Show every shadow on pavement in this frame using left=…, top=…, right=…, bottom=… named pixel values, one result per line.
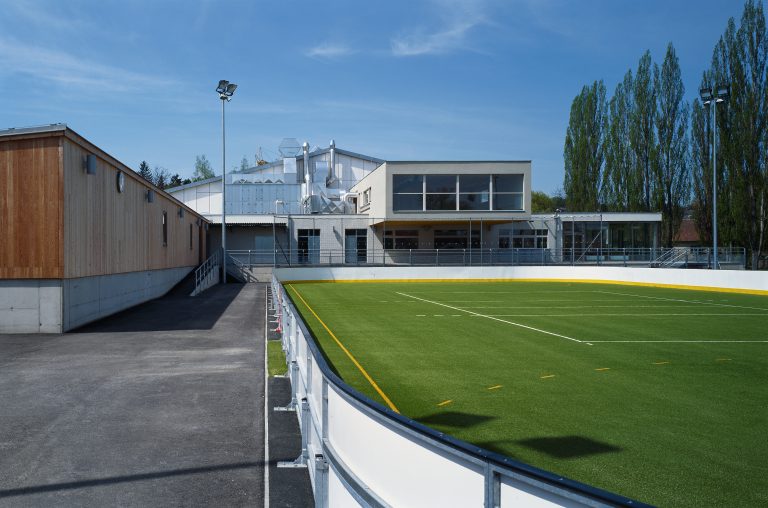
left=74, top=274, right=244, bottom=333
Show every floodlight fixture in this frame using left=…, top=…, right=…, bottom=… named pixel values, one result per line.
left=715, top=85, right=730, bottom=102
left=699, top=87, right=713, bottom=104
left=216, top=80, right=229, bottom=94
left=225, top=83, right=237, bottom=95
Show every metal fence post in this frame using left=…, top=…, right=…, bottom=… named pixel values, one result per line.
left=483, top=463, right=501, bottom=508
left=314, top=454, right=329, bottom=506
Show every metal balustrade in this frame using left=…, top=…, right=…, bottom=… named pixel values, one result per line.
left=228, top=247, right=746, bottom=269
left=271, top=277, right=648, bottom=507
left=191, top=249, right=221, bottom=296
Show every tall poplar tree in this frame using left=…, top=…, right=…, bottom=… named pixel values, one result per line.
left=654, top=43, right=691, bottom=247
left=709, top=0, right=767, bottom=268
left=564, top=80, right=607, bottom=211
left=603, top=70, right=637, bottom=210
left=630, top=51, right=658, bottom=212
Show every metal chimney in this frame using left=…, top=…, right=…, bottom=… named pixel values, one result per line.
left=302, top=141, right=310, bottom=184
left=328, top=139, right=336, bottom=185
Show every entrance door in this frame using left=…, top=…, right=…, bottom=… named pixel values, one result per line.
left=345, top=229, right=367, bottom=264
left=298, top=229, right=320, bottom=264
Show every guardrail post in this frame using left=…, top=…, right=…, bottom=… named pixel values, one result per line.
left=274, top=360, right=299, bottom=412
left=484, top=463, right=500, bottom=508
left=314, top=454, right=329, bottom=507
left=277, top=397, right=310, bottom=468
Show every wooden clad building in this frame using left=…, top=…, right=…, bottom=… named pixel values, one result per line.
left=0, top=124, right=207, bottom=332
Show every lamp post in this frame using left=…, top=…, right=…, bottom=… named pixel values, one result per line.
left=216, top=79, right=237, bottom=283
left=699, top=84, right=729, bottom=270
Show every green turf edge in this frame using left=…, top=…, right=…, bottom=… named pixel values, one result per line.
left=267, top=340, right=288, bottom=377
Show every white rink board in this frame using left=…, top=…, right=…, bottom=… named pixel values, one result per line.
left=276, top=265, right=768, bottom=294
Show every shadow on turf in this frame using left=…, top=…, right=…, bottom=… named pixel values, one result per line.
left=515, top=436, right=621, bottom=459
left=415, top=411, right=496, bottom=429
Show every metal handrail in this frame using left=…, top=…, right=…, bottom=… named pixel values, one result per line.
left=226, top=247, right=746, bottom=269
left=192, top=249, right=221, bottom=296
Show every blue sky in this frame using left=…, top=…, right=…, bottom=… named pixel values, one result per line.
left=0, top=0, right=749, bottom=193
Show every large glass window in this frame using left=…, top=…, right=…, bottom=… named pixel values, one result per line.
left=392, top=173, right=524, bottom=212
left=384, top=230, right=419, bottom=249
left=492, top=174, right=524, bottom=211
left=393, top=175, right=424, bottom=211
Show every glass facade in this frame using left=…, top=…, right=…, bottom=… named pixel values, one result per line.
left=392, top=173, right=524, bottom=212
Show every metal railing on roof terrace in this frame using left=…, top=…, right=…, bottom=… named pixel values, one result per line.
left=228, top=247, right=745, bottom=269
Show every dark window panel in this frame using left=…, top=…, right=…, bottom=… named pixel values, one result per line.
left=425, top=174, right=456, bottom=193
left=493, top=174, right=524, bottom=193
left=425, top=193, right=457, bottom=210
left=459, top=193, right=490, bottom=210
left=393, top=174, right=423, bottom=193
left=493, top=193, right=524, bottom=210
left=393, top=193, right=424, bottom=211
left=459, top=174, right=490, bottom=193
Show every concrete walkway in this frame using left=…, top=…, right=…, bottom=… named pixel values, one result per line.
left=0, top=283, right=268, bottom=507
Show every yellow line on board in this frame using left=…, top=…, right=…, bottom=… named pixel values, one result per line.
left=653, top=361, right=670, bottom=365
left=287, top=284, right=400, bottom=414
left=279, top=278, right=768, bottom=296
left=595, top=367, right=611, bottom=371
left=437, top=399, right=453, bottom=407
left=541, top=374, right=556, bottom=379
left=487, top=385, right=503, bottom=390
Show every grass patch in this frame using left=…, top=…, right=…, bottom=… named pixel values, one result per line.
left=285, top=280, right=768, bottom=507
left=267, top=340, right=287, bottom=377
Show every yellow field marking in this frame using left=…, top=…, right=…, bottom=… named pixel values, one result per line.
left=595, top=367, right=611, bottom=371
left=279, top=278, right=768, bottom=296
left=716, top=358, right=732, bottom=362
left=653, top=361, right=670, bottom=365
left=437, top=399, right=453, bottom=407
left=487, top=385, right=503, bottom=390
left=540, top=374, right=556, bottom=379
left=288, top=285, right=400, bottom=414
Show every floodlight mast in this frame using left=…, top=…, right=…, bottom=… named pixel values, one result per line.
left=699, top=85, right=729, bottom=270
left=217, top=79, right=237, bottom=283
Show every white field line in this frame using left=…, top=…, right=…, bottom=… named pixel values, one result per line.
left=594, top=290, right=768, bottom=312
left=396, top=292, right=583, bottom=344
left=475, top=313, right=768, bottom=317
left=589, top=340, right=768, bottom=343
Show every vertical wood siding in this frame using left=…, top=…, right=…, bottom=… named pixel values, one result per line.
left=62, top=137, right=203, bottom=278
left=0, top=136, right=64, bottom=278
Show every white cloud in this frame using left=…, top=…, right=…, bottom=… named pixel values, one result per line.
left=390, top=0, right=490, bottom=56
left=0, top=38, right=176, bottom=93
left=305, top=43, right=355, bottom=58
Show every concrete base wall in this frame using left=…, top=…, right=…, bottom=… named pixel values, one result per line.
left=63, top=267, right=193, bottom=331
left=0, top=280, right=63, bottom=333
left=0, top=267, right=193, bottom=334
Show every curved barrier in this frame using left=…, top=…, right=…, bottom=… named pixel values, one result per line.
left=275, top=266, right=768, bottom=507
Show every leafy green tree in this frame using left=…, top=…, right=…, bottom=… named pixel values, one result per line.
left=137, top=160, right=153, bottom=182
left=630, top=51, right=658, bottom=211
left=153, top=167, right=170, bottom=190
left=240, top=156, right=249, bottom=172
left=193, top=155, right=215, bottom=181
left=690, top=77, right=714, bottom=245
left=168, top=173, right=184, bottom=188
left=709, top=0, right=767, bottom=268
left=654, top=43, right=691, bottom=247
left=564, top=80, right=607, bottom=211
left=603, top=69, right=637, bottom=211
left=531, top=191, right=555, bottom=213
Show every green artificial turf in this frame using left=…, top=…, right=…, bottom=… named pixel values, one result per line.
left=267, top=339, right=288, bottom=377
left=285, top=281, right=768, bottom=507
